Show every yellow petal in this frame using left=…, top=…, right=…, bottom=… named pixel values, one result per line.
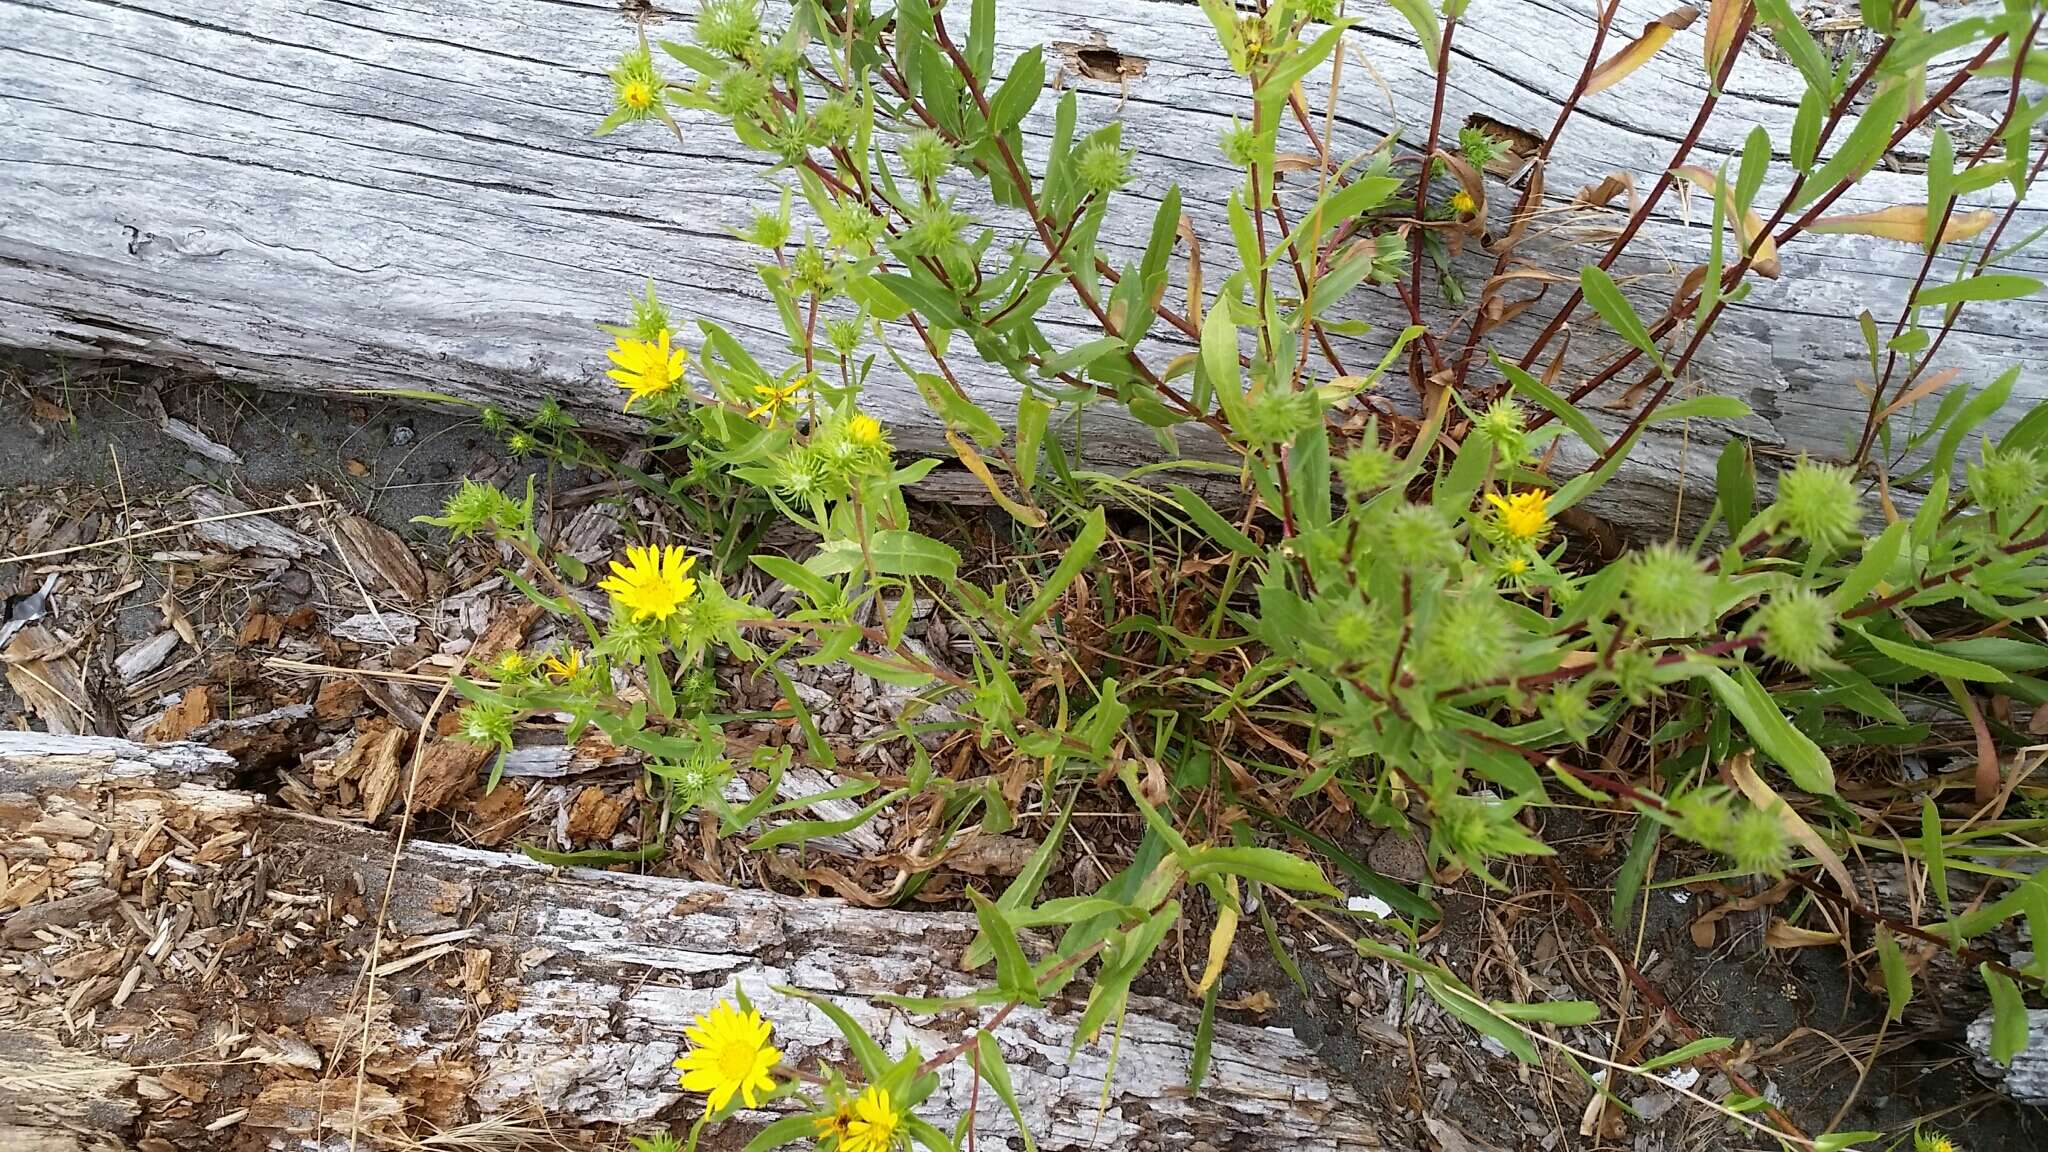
left=1586, top=9, right=1699, bottom=96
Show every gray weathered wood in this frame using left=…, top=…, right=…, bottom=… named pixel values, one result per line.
left=2, top=0, right=2043, bottom=524
left=1, top=733, right=1383, bottom=1149
left=1970, top=1007, right=2048, bottom=1104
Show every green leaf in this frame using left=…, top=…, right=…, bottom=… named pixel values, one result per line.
left=829, top=530, right=961, bottom=580
left=1830, top=520, right=1904, bottom=610
left=1715, top=438, right=1754, bottom=537
left=969, top=891, right=1041, bottom=1002
left=966, top=0, right=996, bottom=83
left=1700, top=665, right=1835, bottom=793
left=752, top=553, right=840, bottom=607
left=988, top=46, right=1044, bottom=134
left=744, top=1115, right=823, bottom=1152
left=1639, top=1035, right=1735, bottom=1072
left=1983, top=963, right=2032, bottom=1065
left=1169, top=483, right=1260, bottom=557
left=1647, top=395, right=1751, bottom=423
left=1015, top=392, right=1049, bottom=494
left=1492, top=999, right=1600, bottom=1026
left=1914, top=274, right=2044, bottom=309
left=1611, top=815, right=1660, bottom=935
left=914, top=373, right=1003, bottom=443
left=1499, top=353, right=1607, bottom=454
left=517, top=840, right=666, bottom=867
left=1015, top=507, right=1106, bottom=639
left=1256, top=20, right=1353, bottom=108
left=1388, top=0, right=1442, bottom=66
left=1039, top=337, right=1128, bottom=378
left=972, top=1032, right=1036, bottom=1152
left=1580, top=266, right=1658, bottom=358
left=1199, top=305, right=1241, bottom=415
left=1190, top=982, right=1219, bottom=1091
left=1426, top=975, right=1538, bottom=1063
left=1814, top=1133, right=1883, bottom=1152
left=783, top=987, right=888, bottom=1079
left=1248, top=808, right=1438, bottom=920
left=1923, top=797, right=1952, bottom=920
left=1185, top=845, right=1340, bottom=896
left=1796, top=79, right=1906, bottom=208
left=1860, top=630, right=2010, bottom=683
left=1754, top=0, right=1834, bottom=93
left=748, top=788, right=907, bottom=851
left=1877, top=927, right=1912, bottom=1023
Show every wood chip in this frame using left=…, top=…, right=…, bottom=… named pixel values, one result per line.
left=335, top=515, right=427, bottom=602
left=468, top=600, right=543, bottom=664
left=147, top=684, right=216, bottom=742
left=116, top=630, right=182, bottom=683
left=405, top=740, right=490, bottom=815
left=559, top=786, right=628, bottom=842
left=187, top=490, right=321, bottom=559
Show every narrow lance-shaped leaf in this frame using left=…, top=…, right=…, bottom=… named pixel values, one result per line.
left=1674, top=165, right=1780, bottom=277
left=1703, top=0, right=1744, bottom=83
left=1585, top=9, right=1700, bottom=95
left=1388, top=0, right=1442, bottom=67
left=1810, top=205, right=1997, bottom=246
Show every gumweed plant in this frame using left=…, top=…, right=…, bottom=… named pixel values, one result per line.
left=422, top=0, right=2048, bottom=1146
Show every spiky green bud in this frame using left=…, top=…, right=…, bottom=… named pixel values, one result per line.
left=901, top=129, right=955, bottom=183
left=1966, top=443, right=2045, bottom=514
left=810, top=95, right=857, bottom=144
left=1756, top=587, right=1838, bottom=670
left=1728, top=804, right=1792, bottom=874
left=1075, top=140, right=1134, bottom=196
left=1623, top=543, right=1714, bottom=637
left=714, top=68, right=770, bottom=118
left=1420, top=594, right=1515, bottom=685
left=1474, top=399, right=1527, bottom=462
left=742, top=208, right=790, bottom=251
left=1458, top=126, right=1501, bottom=168
left=696, top=0, right=762, bottom=59
left=1771, top=458, right=1861, bottom=551
left=455, top=701, right=515, bottom=749
left=900, top=196, right=973, bottom=258
left=1379, top=502, right=1459, bottom=571
left=1237, top=388, right=1318, bottom=447
left=791, top=244, right=831, bottom=295
left=1219, top=120, right=1260, bottom=168
left=1339, top=428, right=1400, bottom=496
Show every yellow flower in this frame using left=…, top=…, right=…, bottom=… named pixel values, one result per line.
left=814, top=1100, right=857, bottom=1143
left=622, top=79, right=655, bottom=110
left=1448, top=190, right=1477, bottom=216
left=673, top=999, right=780, bottom=1113
left=1502, top=555, right=1530, bottom=577
left=1915, top=1131, right=1958, bottom=1152
left=542, top=648, right=585, bottom=682
left=840, top=1086, right=899, bottom=1152
left=598, top=544, right=698, bottom=622
left=747, top=378, right=810, bottom=427
left=845, top=412, right=885, bottom=449
left=1486, top=488, right=1551, bottom=543
left=493, top=650, right=533, bottom=678
left=607, top=330, right=687, bottom=410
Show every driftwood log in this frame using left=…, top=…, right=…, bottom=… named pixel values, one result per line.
left=4, top=0, right=2044, bottom=525
left=0, top=732, right=1383, bottom=1150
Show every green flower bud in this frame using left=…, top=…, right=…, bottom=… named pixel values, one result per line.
left=825, top=317, right=863, bottom=358
left=761, top=39, right=801, bottom=77
left=1966, top=443, right=2045, bottom=514
left=1075, top=139, right=1134, bottom=196
left=742, top=208, right=790, bottom=251
left=1771, top=457, right=1861, bottom=551
left=533, top=397, right=573, bottom=431
left=455, top=701, right=515, bottom=749
left=1667, top=787, right=1735, bottom=851
left=791, top=244, right=832, bottom=295
left=810, top=95, right=857, bottom=144
left=1727, top=803, right=1791, bottom=874
left=480, top=406, right=510, bottom=435
left=1303, top=0, right=1340, bottom=22
left=1623, top=543, right=1714, bottom=637
left=1541, top=680, right=1597, bottom=744
left=1755, top=587, right=1838, bottom=670
left=504, top=429, right=537, bottom=456
left=1379, top=502, right=1459, bottom=571
left=901, top=129, right=955, bottom=183
left=419, top=479, right=511, bottom=540
left=1474, top=399, right=1527, bottom=462
left=901, top=197, right=973, bottom=258
left=696, top=0, right=762, bottom=59
left=1339, top=428, right=1400, bottom=496
left=1420, top=594, right=1514, bottom=685
left=1237, top=388, right=1318, bottom=446
left=1458, top=126, right=1500, bottom=168
left=714, top=68, right=770, bottom=118
left=823, top=201, right=886, bottom=256
left=1219, top=120, right=1260, bottom=167
left=1608, top=645, right=1664, bottom=705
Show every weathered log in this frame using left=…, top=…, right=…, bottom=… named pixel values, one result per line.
left=0, top=732, right=1383, bottom=1149
left=3, top=0, right=2042, bottom=526
left=1971, top=1008, right=2048, bottom=1105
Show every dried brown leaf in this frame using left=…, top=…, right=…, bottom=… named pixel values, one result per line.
left=1586, top=9, right=1699, bottom=96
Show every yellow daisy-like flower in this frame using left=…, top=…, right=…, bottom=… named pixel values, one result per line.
left=621, top=79, right=655, bottom=110
left=840, top=1086, right=900, bottom=1152
left=598, top=544, right=698, bottom=623
left=1914, top=1130, right=1958, bottom=1152
left=541, top=648, right=585, bottom=682
left=673, top=999, right=780, bottom=1113
left=1501, top=555, right=1530, bottom=577
left=845, top=412, right=885, bottom=449
left=1448, top=190, right=1477, bottom=216
left=607, top=330, right=687, bottom=411
left=1486, top=488, right=1551, bottom=543
left=747, top=378, right=810, bottom=427
left=814, top=1099, right=857, bottom=1144
left=493, top=650, right=533, bottom=678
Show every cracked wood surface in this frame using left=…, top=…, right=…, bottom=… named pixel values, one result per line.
left=0, top=732, right=1383, bottom=1149
left=2, top=0, right=2043, bottom=524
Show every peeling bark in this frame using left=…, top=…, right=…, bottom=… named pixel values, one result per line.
left=0, top=733, right=1382, bottom=1149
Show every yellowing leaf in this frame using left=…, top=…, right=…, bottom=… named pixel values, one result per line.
left=947, top=430, right=1046, bottom=526
left=1703, top=0, right=1745, bottom=82
left=1195, top=876, right=1240, bottom=996
left=1810, top=205, right=1997, bottom=246
left=1765, top=918, right=1841, bottom=948
left=1674, top=165, right=1781, bottom=278
left=1586, top=9, right=1700, bottom=95
left=1729, top=751, right=1856, bottom=897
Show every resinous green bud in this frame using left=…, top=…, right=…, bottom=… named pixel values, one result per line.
left=697, top=0, right=763, bottom=59
left=1771, top=457, right=1861, bottom=550
left=1966, top=443, right=2045, bottom=514
left=1755, top=587, right=1838, bottom=670
left=1075, top=140, right=1134, bottom=196
left=1622, top=543, right=1714, bottom=637
left=901, top=130, right=955, bottom=183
